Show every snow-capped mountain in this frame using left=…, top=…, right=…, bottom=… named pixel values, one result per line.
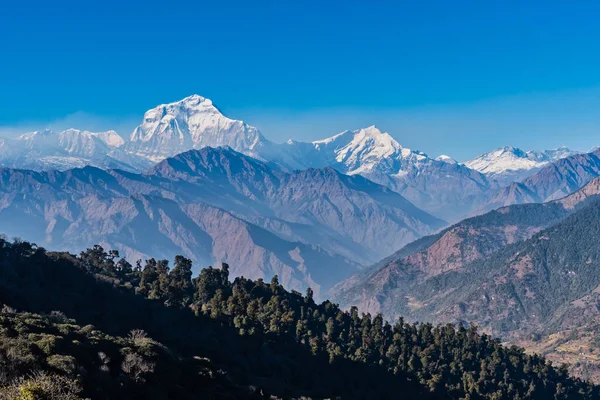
left=310, top=126, right=407, bottom=174
left=127, top=94, right=272, bottom=162
left=92, top=130, right=125, bottom=148
left=276, top=126, right=496, bottom=221
left=465, top=145, right=580, bottom=185
left=0, top=128, right=152, bottom=171
left=0, top=95, right=498, bottom=220
left=120, top=96, right=497, bottom=220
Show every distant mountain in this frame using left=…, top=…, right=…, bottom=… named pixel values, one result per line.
left=474, top=149, right=600, bottom=215
left=0, top=147, right=443, bottom=297
left=127, top=95, right=280, bottom=163
left=147, top=147, right=445, bottom=262
left=435, top=154, right=457, bottom=164
left=332, top=175, right=600, bottom=319
left=8, top=95, right=594, bottom=221
left=465, top=145, right=579, bottom=185
left=332, top=177, right=600, bottom=376
left=0, top=166, right=354, bottom=297
left=124, top=97, right=497, bottom=221
left=0, top=95, right=282, bottom=172
left=0, top=96, right=498, bottom=221
left=0, top=128, right=152, bottom=171
left=278, top=126, right=497, bottom=221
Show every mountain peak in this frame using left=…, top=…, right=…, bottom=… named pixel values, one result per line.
left=360, top=125, right=383, bottom=135
left=498, top=145, right=526, bottom=156
left=465, top=146, right=541, bottom=176
left=127, top=96, right=268, bottom=162
left=465, top=145, right=581, bottom=185
left=182, top=93, right=205, bottom=101
left=435, top=155, right=457, bottom=164
left=343, top=126, right=402, bottom=155
left=175, top=94, right=215, bottom=109
left=18, top=129, right=55, bottom=140
left=146, top=94, right=220, bottom=119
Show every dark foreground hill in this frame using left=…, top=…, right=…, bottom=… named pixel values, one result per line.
left=0, top=237, right=597, bottom=399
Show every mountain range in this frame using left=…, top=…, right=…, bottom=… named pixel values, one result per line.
left=3, top=94, right=600, bottom=292
left=1, top=94, right=582, bottom=222
left=464, top=145, right=580, bottom=186
left=472, top=150, right=600, bottom=216
left=331, top=175, right=600, bottom=378
left=0, top=128, right=153, bottom=171
left=0, top=146, right=444, bottom=298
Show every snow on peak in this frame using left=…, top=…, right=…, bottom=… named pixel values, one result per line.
left=465, top=145, right=580, bottom=180
left=92, top=130, right=125, bottom=148
left=313, top=126, right=400, bottom=151
left=343, top=126, right=402, bottom=157
left=435, top=155, right=457, bottom=164
left=16, top=128, right=125, bottom=150
left=541, top=145, right=577, bottom=160
left=18, top=129, right=55, bottom=141
left=127, top=95, right=268, bottom=162
left=301, top=125, right=436, bottom=176
left=465, top=146, right=543, bottom=175
left=174, top=94, right=216, bottom=111
left=0, top=126, right=148, bottom=172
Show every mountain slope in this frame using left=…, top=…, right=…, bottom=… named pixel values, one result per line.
left=421, top=200, right=600, bottom=337
left=0, top=147, right=443, bottom=296
left=4, top=238, right=595, bottom=398
left=333, top=177, right=600, bottom=378
left=0, top=239, right=433, bottom=399
left=332, top=175, right=600, bottom=320
left=146, top=147, right=445, bottom=262
left=278, top=126, right=497, bottom=221
left=0, top=168, right=357, bottom=297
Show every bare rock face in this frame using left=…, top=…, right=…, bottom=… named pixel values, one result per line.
left=555, top=176, right=600, bottom=210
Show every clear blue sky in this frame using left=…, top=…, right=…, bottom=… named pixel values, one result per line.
left=2, top=0, right=600, bottom=160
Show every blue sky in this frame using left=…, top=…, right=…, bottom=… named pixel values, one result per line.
left=2, top=0, right=600, bottom=160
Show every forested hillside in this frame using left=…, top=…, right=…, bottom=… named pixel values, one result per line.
left=0, top=237, right=597, bottom=399
left=333, top=191, right=600, bottom=381
left=331, top=199, right=574, bottom=317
